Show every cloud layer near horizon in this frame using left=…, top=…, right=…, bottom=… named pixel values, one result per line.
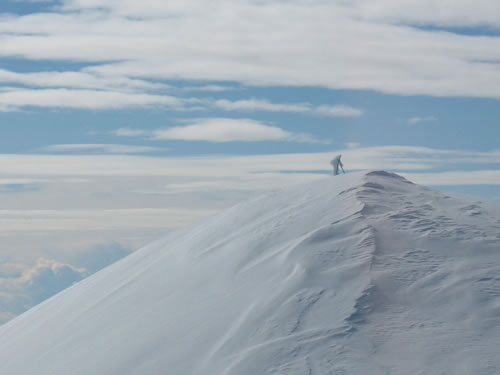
left=1, top=144, right=499, bottom=324
left=1, top=146, right=499, bottom=178
left=0, top=243, right=132, bottom=325
left=0, top=258, right=87, bottom=323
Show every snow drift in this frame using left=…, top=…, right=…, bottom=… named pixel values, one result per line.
left=1, top=171, right=499, bottom=374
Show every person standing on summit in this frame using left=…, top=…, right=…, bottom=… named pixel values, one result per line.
left=330, top=154, right=345, bottom=175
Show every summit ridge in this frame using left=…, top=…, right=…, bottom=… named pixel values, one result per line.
left=0, top=171, right=499, bottom=375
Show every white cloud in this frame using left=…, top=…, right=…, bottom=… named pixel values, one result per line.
left=213, top=99, right=311, bottom=113
left=0, top=258, right=87, bottom=323
left=139, top=173, right=326, bottom=195
left=0, top=68, right=166, bottom=92
left=0, top=241, right=134, bottom=324
left=56, top=0, right=500, bottom=27
left=17, top=258, right=87, bottom=300
left=346, top=142, right=361, bottom=149
left=314, top=105, right=364, bottom=117
left=0, top=88, right=182, bottom=111
left=0, top=208, right=216, bottom=233
left=0, top=1, right=500, bottom=100
left=408, top=116, right=436, bottom=125
left=153, top=118, right=289, bottom=142
left=213, top=99, right=363, bottom=117
left=348, top=0, right=500, bottom=28
left=112, top=128, right=149, bottom=137
left=152, top=118, right=326, bottom=143
left=0, top=147, right=498, bottom=178
left=182, top=85, right=235, bottom=92
left=42, top=144, right=165, bottom=154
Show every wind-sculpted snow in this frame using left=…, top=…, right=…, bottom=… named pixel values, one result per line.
left=0, top=171, right=499, bottom=374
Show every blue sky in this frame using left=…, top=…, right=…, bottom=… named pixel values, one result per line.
left=0, top=0, right=499, bottom=323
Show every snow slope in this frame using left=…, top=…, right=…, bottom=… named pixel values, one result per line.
left=1, top=171, right=499, bottom=374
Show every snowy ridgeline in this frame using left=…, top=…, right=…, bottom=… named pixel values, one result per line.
left=0, top=171, right=499, bottom=374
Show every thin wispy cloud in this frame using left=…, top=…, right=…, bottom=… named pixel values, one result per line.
left=111, top=128, right=149, bottom=137
left=0, top=208, right=217, bottom=232
left=182, top=85, right=235, bottom=92
left=1, top=146, right=499, bottom=179
left=349, top=0, right=500, bottom=28
left=41, top=144, right=166, bottom=154
left=213, top=99, right=363, bottom=117
left=0, top=178, right=46, bottom=185
left=213, top=99, right=311, bottom=113
left=55, top=0, right=500, bottom=28
left=315, top=105, right=364, bottom=117
left=0, top=89, right=183, bottom=111
left=402, top=170, right=500, bottom=186
left=346, top=142, right=361, bottom=149
left=408, top=116, right=436, bottom=125
left=0, top=68, right=166, bottom=92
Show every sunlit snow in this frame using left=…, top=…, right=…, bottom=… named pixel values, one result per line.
left=0, top=171, right=499, bottom=374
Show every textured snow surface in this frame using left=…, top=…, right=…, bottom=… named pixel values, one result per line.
left=1, top=171, right=499, bottom=375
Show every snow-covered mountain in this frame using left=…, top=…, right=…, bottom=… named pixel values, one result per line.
left=1, top=171, right=499, bottom=374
